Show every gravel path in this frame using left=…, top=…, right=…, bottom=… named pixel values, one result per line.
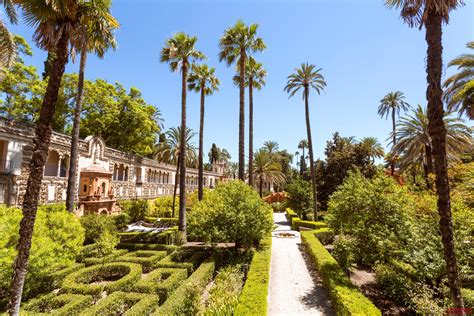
left=268, top=213, right=334, bottom=316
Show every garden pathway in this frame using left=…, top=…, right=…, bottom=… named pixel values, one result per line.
left=268, top=212, right=334, bottom=316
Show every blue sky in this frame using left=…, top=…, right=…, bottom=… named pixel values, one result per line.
left=9, top=0, right=474, bottom=163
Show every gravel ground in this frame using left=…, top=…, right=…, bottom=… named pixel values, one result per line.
left=268, top=213, right=334, bottom=316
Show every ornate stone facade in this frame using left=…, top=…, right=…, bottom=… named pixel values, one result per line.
left=0, top=118, right=224, bottom=211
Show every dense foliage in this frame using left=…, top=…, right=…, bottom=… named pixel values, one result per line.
left=284, top=178, right=313, bottom=219
left=188, top=181, right=273, bottom=247
left=0, top=205, right=84, bottom=307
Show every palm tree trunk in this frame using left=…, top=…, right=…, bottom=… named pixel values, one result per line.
left=66, top=42, right=87, bottom=213
left=8, top=33, right=69, bottom=316
left=425, top=144, right=434, bottom=190
left=248, top=79, right=254, bottom=186
left=238, top=49, right=246, bottom=181
left=391, top=108, right=396, bottom=176
left=304, top=87, right=318, bottom=221
left=425, top=10, right=463, bottom=308
left=178, top=60, right=188, bottom=243
left=198, top=84, right=205, bottom=201
left=259, top=174, right=263, bottom=197
left=172, top=157, right=179, bottom=218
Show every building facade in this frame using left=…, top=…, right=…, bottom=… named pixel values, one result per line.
left=0, top=118, right=225, bottom=214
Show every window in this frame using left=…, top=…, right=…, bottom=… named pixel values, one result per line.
left=83, top=184, right=87, bottom=193
left=101, top=182, right=106, bottom=194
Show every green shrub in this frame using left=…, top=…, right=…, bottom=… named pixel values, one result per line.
left=301, top=231, right=381, bottom=315
left=285, top=208, right=299, bottom=221
left=374, top=264, right=412, bottom=306
left=0, top=206, right=84, bottom=307
left=81, top=249, right=128, bottom=266
left=153, top=196, right=176, bottom=218
left=82, top=291, right=159, bottom=315
left=61, top=262, right=142, bottom=295
left=332, top=234, right=358, bottom=271
left=313, top=228, right=335, bottom=245
left=118, top=227, right=177, bottom=245
left=116, top=243, right=177, bottom=253
left=133, top=268, right=187, bottom=303
left=48, top=264, right=86, bottom=289
left=292, top=218, right=327, bottom=231
left=203, top=265, right=244, bottom=315
left=119, top=199, right=151, bottom=222
left=154, top=259, right=215, bottom=315
left=155, top=250, right=208, bottom=274
left=115, top=250, right=167, bottom=272
left=79, top=214, right=116, bottom=245
left=144, top=217, right=179, bottom=227
left=22, top=293, right=93, bottom=315
left=462, top=288, right=474, bottom=308
left=285, top=178, right=313, bottom=219
left=113, top=213, right=131, bottom=230
left=188, top=181, right=273, bottom=248
left=270, top=201, right=286, bottom=213
left=234, top=237, right=271, bottom=315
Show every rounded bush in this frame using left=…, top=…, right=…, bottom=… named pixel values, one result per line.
left=61, top=262, right=142, bottom=295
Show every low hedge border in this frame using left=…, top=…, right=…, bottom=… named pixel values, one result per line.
left=301, top=231, right=381, bottom=315
left=61, top=262, right=142, bottom=296
left=154, top=258, right=216, bottom=315
left=133, top=268, right=188, bottom=303
left=292, top=218, right=327, bottom=231
left=22, top=293, right=93, bottom=315
left=313, top=227, right=335, bottom=245
left=81, top=249, right=129, bottom=266
left=82, top=291, right=159, bottom=316
left=118, top=227, right=178, bottom=245
left=234, top=236, right=272, bottom=315
left=144, top=217, right=179, bottom=227
left=115, top=250, right=167, bottom=272
left=154, top=250, right=208, bottom=275
left=48, top=263, right=86, bottom=289
left=285, top=208, right=298, bottom=222
left=117, top=242, right=177, bottom=253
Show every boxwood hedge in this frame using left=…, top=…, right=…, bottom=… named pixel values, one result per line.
left=22, top=293, right=93, bottom=315
left=116, top=243, right=177, bottom=253
left=82, top=291, right=159, bottom=315
left=154, top=250, right=208, bottom=274
left=81, top=249, right=128, bottom=266
left=61, top=262, right=142, bottom=296
left=118, top=227, right=177, bottom=245
left=115, top=250, right=167, bottom=272
left=133, top=268, right=187, bottom=303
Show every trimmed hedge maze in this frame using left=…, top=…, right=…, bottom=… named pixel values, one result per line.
left=21, top=249, right=213, bottom=315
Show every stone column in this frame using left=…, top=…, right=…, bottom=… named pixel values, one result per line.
left=57, top=154, right=63, bottom=177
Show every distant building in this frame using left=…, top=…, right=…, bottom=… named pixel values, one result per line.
left=0, top=118, right=225, bottom=215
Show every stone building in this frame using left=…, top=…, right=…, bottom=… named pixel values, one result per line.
left=0, top=118, right=225, bottom=215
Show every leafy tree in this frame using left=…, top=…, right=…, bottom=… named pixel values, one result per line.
left=188, top=181, right=273, bottom=248
left=0, top=205, right=84, bottom=309
left=253, top=148, right=285, bottom=197
left=443, top=41, right=474, bottom=119
left=378, top=91, right=410, bottom=175
left=66, top=0, right=119, bottom=212
left=161, top=32, right=204, bottom=243
left=219, top=20, right=266, bottom=180
left=187, top=63, right=220, bottom=200
left=284, top=63, right=326, bottom=220
left=79, top=213, right=117, bottom=245
left=285, top=178, right=313, bottom=220
left=359, top=137, right=384, bottom=163
left=208, top=143, right=231, bottom=164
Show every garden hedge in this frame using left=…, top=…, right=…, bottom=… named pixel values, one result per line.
left=285, top=208, right=299, bottom=221
left=154, top=259, right=215, bottom=315
left=118, top=227, right=177, bottom=245
left=82, top=291, right=159, bottom=315
left=286, top=208, right=327, bottom=231
left=48, top=263, right=86, bottom=289
left=22, top=293, right=93, bottom=315
left=116, top=242, right=177, bottom=253
left=234, top=236, right=272, bottom=315
left=133, top=267, right=188, bottom=303
left=115, top=250, right=167, bottom=272
left=144, top=217, right=179, bottom=227
left=61, top=262, right=142, bottom=296
left=81, top=249, right=128, bottom=266
left=154, top=250, right=208, bottom=274
left=301, top=231, right=381, bottom=315
left=313, top=227, right=335, bottom=245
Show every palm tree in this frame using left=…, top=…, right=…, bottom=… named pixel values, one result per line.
left=7, top=1, right=83, bottom=313
left=378, top=91, right=410, bottom=175
left=386, top=0, right=465, bottom=307
left=187, top=64, right=220, bottom=200
left=392, top=105, right=472, bottom=184
left=154, top=127, right=196, bottom=216
left=225, top=161, right=239, bottom=180
left=360, top=137, right=385, bottom=163
left=234, top=57, right=267, bottom=186
left=0, top=1, right=17, bottom=78
left=161, top=32, right=204, bottom=242
left=443, top=41, right=474, bottom=119
left=66, top=0, right=119, bottom=212
left=253, top=149, right=285, bottom=197
left=284, top=63, right=326, bottom=220
left=263, top=140, right=279, bottom=155
left=297, top=139, right=308, bottom=175
left=219, top=20, right=266, bottom=181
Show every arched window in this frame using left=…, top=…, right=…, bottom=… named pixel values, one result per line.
left=101, top=182, right=106, bottom=194
left=44, top=151, right=60, bottom=177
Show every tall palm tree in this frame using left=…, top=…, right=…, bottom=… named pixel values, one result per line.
left=253, top=149, right=285, bottom=197
left=7, top=1, right=83, bottom=313
left=154, top=127, right=196, bottom=216
left=378, top=91, right=410, bottom=175
left=187, top=64, right=220, bottom=200
left=444, top=41, right=474, bottom=119
left=66, top=0, right=119, bottom=212
left=0, top=1, right=17, bottom=78
left=392, top=105, right=472, bottom=184
left=219, top=20, right=266, bottom=181
left=284, top=63, right=326, bottom=220
left=263, top=140, right=279, bottom=155
left=360, top=137, right=385, bottom=163
left=225, top=161, right=239, bottom=180
left=386, top=0, right=465, bottom=307
left=161, top=32, right=204, bottom=242
left=297, top=139, right=308, bottom=174
left=234, top=57, right=267, bottom=186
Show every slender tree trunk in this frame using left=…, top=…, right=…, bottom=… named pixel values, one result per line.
left=178, top=60, right=188, bottom=243
left=66, top=43, right=87, bottom=213
left=304, top=87, right=318, bottom=221
left=8, top=33, right=69, bottom=316
left=259, top=174, right=263, bottom=197
left=248, top=79, right=254, bottom=186
left=390, top=109, right=396, bottom=176
left=198, top=84, right=205, bottom=201
left=300, top=147, right=306, bottom=175
left=238, top=49, right=246, bottom=181
left=172, top=158, right=179, bottom=218
left=425, top=144, right=434, bottom=190
left=425, top=11, right=463, bottom=308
